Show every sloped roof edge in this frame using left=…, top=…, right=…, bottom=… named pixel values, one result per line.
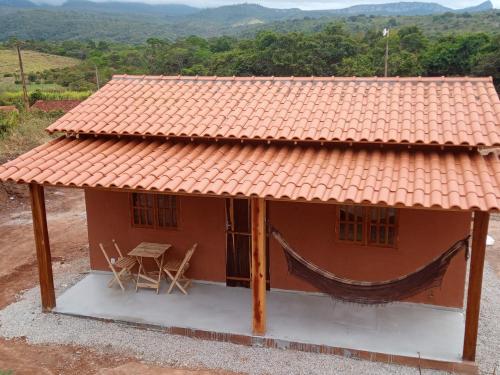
left=1, top=136, right=498, bottom=212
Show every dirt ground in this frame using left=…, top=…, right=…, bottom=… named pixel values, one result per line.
left=0, top=184, right=88, bottom=310
left=486, top=214, right=500, bottom=278
left=0, top=183, right=499, bottom=375
left=0, top=183, right=232, bottom=375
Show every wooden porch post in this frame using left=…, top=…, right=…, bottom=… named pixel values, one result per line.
left=251, top=197, right=266, bottom=336
left=462, top=211, right=489, bottom=361
left=29, top=183, right=56, bottom=312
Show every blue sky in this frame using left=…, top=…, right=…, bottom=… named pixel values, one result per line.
left=36, top=0, right=498, bottom=10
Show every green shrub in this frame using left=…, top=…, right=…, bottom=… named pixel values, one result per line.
left=0, top=110, right=19, bottom=135
left=28, top=72, right=38, bottom=82
left=0, top=111, right=56, bottom=161
left=0, top=370, right=13, bottom=375
left=29, top=89, right=44, bottom=104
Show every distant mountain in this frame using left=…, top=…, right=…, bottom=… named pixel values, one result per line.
left=458, top=1, right=494, bottom=13
left=176, top=3, right=303, bottom=29
left=0, top=0, right=496, bottom=42
left=59, top=0, right=199, bottom=16
left=171, top=1, right=495, bottom=31
left=2, top=0, right=494, bottom=17
left=0, top=0, right=37, bottom=7
left=177, top=1, right=496, bottom=26
left=322, top=2, right=452, bottom=16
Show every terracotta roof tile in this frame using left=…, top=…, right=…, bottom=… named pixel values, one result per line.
left=45, top=76, right=500, bottom=146
left=1, top=136, right=498, bottom=211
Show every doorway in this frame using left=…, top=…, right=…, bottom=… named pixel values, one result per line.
left=225, top=198, right=270, bottom=289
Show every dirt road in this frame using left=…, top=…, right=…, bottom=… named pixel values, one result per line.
left=0, top=185, right=88, bottom=310
left=0, top=184, right=230, bottom=375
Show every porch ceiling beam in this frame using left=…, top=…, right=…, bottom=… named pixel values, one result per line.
left=251, top=197, right=266, bottom=336
left=29, top=183, right=56, bottom=312
left=462, top=210, right=489, bottom=361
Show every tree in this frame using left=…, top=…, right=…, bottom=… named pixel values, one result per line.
left=338, top=54, right=377, bottom=76
left=471, top=34, right=500, bottom=90
left=209, top=36, right=236, bottom=53
left=398, top=26, right=428, bottom=53
left=422, top=33, right=490, bottom=76
left=97, top=41, right=110, bottom=51
left=312, top=23, right=360, bottom=75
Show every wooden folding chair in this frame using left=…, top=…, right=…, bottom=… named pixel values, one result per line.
left=99, top=240, right=136, bottom=291
left=163, top=243, right=198, bottom=295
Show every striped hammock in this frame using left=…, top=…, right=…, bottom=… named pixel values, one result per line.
left=271, top=228, right=470, bottom=304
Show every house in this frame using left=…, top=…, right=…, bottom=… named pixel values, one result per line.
left=1, top=76, right=499, bottom=373
left=30, top=99, right=82, bottom=113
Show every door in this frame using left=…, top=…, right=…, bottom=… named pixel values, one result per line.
left=225, top=198, right=270, bottom=289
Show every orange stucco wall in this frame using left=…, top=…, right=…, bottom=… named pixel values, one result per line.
left=85, top=189, right=227, bottom=283
left=85, top=189, right=471, bottom=308
left=267, top=201, right=471, bottom=308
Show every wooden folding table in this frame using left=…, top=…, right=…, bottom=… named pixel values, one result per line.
left=129, top=242, right=171, bottom=294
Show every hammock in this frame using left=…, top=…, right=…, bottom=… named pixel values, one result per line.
left=271, top=228, right=470, bottom=304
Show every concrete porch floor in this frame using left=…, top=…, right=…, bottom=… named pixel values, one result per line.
left=54, top=273, right=465, bottom=362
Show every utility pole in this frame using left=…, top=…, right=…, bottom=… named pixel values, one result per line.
left=383, top=28, right=390, bottom=77
left=16, top=42, right=30, bottom=111
left=94, top=64, right=100, bottom=90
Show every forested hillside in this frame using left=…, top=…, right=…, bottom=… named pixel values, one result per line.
left=0, top=7, right=175, bottom=43
left=1, top=23, right=497, bottom=97
left=0, top=1, right=498, bottom=42
left=239, top=11, right=500, bottom=38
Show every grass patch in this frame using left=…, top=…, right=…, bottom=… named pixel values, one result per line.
left=0, top=76, right=66, bottom=93
left=0, top=48, right=79, bottom=76
left=1, top=90, right=91, bottom=101
left=0, top=90, right=92, bottom=108
left=0, top=112, right=58, bottom=163
left=0, top=110, right=19, bottom=135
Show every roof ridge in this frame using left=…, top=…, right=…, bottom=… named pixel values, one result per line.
left=111, top=74, right=493, bottom=83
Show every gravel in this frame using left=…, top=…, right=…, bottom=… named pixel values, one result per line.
left=0, top=258, right=498, bottom=375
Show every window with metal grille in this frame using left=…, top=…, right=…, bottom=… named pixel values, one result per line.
left=336, top=205, right=398, bottom=247
left=337, top=205, right=364, bottom=243
left=157, top=194, right=177, bottom=228
left=131, top=193, right=178, bottom=229
left=368, top=207, right=397, bottom=246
